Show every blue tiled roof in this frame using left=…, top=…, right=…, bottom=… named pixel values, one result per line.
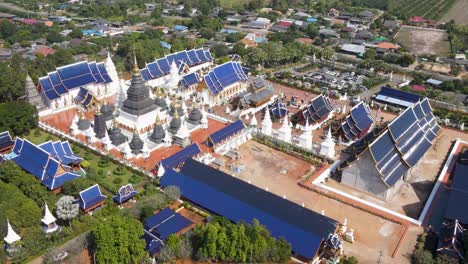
left=12, top=139, right=56, bottom=181
left=375, top=87, right=422, bottom=108
left=42, top=172, right=80, bottom=190
left=364, top=98, right=439, bottom=187
left=74, top=87, right=94, bottom=108
left=113, top=184, right=137, bottom=204
left=143, top=207, right=193, bottom=255
left=79, top=184, right=106, bottom=209
left=39, top=61, right=112, bottom=101
left=160, top=143, right=201, bottom=169
left=181, top=72, right=201, bottom=88
left=341, top=103, right=374, bottom=141
left=161, top=159, right=338, bottom=260
left=208, top=120, right=244, bottom=145
left=203, top=61, right=248, bottom=96
left=12, top=137, right=24, bottom=154
left=445, top=163, right=468, bottom=224
left=0, top=131, right=14, bottom=150
left=141, top=49, right=212, bottom=81
left=298, top=95, right=333, bottom=124
left=268, top=99, right=289, bottom=118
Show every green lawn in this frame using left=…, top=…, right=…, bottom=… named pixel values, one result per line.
left=25, top=129, right=149, bottom=193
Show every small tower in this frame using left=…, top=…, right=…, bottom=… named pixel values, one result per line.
left=188, top=101, right=203, bottom=126
left=261, top=109, right=272, bottom=136
left=4, top=220, right=21, bottom=256
left=168, top=111, right=182, bottom=134
left=129, top=127, right=144, bottom=155
left=278, top=115, right=292, bottom=143
left=70, top=112, right=79, bottom=135
left=77, top=111, right=91, bottom=132
left=86, top=126, right=97, bottom=143
left=320, top=127, right=335, bottom=159
left=94, top=107, right=107, bottom=139
left=150, top=115, right=166, bottom=144
left=154, top=87, right=168, bottom=111
left=41, top=203, right=59, bottom=233
left=299, top=120, right=313, bottom=150
left=100, top=100, right=114, bottom=121
left=24, top=73, right=47, bottom=111
left=109, top=118, right=127, bottom=146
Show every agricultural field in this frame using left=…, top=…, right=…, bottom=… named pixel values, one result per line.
left=387, top=0, right=457, bottom=20
left=440, top=0, right=468, bottom=25
left=394, top=26, right=451, bottom=56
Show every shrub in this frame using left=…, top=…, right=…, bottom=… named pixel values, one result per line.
left=113, top=178, right=123, bottom=185
left=80, top=160, right=90, bottom=168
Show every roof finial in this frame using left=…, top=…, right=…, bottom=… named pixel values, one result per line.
left=132, top=46, right=139, bottom=74
left=155, top=114, right=161, bottom=125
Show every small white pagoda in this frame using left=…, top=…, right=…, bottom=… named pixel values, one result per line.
left=320, top=127, right=336, bottom=159
left=41, top=203, right=59, bottom=233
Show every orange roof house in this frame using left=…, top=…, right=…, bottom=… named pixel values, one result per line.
left=376, top=42, right=399, bottom=50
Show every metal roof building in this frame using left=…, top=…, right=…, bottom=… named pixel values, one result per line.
left=374, top=87, right=423, bottom=108
left=160, top=159, right=338, bottom=260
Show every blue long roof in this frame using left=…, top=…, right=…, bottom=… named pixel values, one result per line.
left=375, top=87, right=422, bottom=108
left=208, top=120, right=244, bottom=145
left=269, top=99, right=289, bottom=118
left=141, top=49, right=213, bottom=81
left=181, top=72, right=201, bottom=88
left=161, top=159, right=338, bottom=259
left=445, top=162, right=468, bottom=224
left=160, top=143, right=201, bottom=169
left=299, top=95, right=333, bottom=124
left=39, top=61, right=112, bottom=101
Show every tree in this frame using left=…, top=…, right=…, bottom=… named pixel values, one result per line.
left=199, top=27, right=215, bottom=40
left=164, top=185, right=181, bottom=201
left=92, top=214, right=146, bottom=264
left=46, top=31, right=64, bottom=44
left=211, top=44, right=230, bottom=58
left=62, top=177, right=95, bottom=197
left=69, top=28, right=83, bottom=39
left=340, top=256, right=359, bottom=264
left=0, top=101, right=37, bottom=135
left=55, top=195, right=79, bottom=225
left=363, top=48, right=377, bottom=60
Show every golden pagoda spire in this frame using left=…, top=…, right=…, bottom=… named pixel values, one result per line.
left=79, top=110, right=85, bottom=119
left=132, top=53, right=140, bottom=75
left=173, top=109, right=179, bottom=119
left=112, top=116, right=119, bottom=128
left=155, top=114, right=162, bottom=125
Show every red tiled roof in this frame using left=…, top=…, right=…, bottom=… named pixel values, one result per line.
left=411, top=85, right=426, bottom=92
left=409, top=16, right=425, bottom=22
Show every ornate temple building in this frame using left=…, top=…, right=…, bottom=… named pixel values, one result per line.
left=198, top=61, right=250, bottom=105
left=37, top=52, right=121, bottom=111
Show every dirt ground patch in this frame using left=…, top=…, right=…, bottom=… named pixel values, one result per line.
left=440, top=0, right=468, bottom=25
left=395, top=26, right=450, bottom=57
left=217, top=140, right=416, bottom=263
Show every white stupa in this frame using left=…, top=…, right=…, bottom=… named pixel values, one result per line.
left=174, top=120, right=191, bottom=147
left=165, top=60, right=180, bottom=91
left=70, top=117, right=79, bottom=135
left=261, top=109, right=272, bottom=136
left=299, top=120, right=313, bottom=150
left=250, top=113, right=258, bottom=128
left=4, top=220, right=21, bottom=245
left=122, top=141, right=133, bottom=159
left=101, top=130, right=113, bottom=150
left=141, top=142, right=150, bottom=158
left=104, top=50, right=121, bottom=95
left=157, top=162, right=165, bottom=178
left=86, top=128, right=97, bottom=143
left=320, top=127, right=335, bottom=159
left=278, top=115, right=292, bottom=143
left=41, top=203, right=59, bottom=233
left=200, top=105, right=208, bottom=129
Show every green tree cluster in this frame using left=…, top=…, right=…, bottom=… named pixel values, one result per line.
left=0, top=101, right=37, bottom=136
left=92, top=214, right=146, bottom=264
left=191, top=217, right=291, bottom=263
left=244, top=41, right=311, bottom=68
left=0, top=161, right=57, bottom=207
